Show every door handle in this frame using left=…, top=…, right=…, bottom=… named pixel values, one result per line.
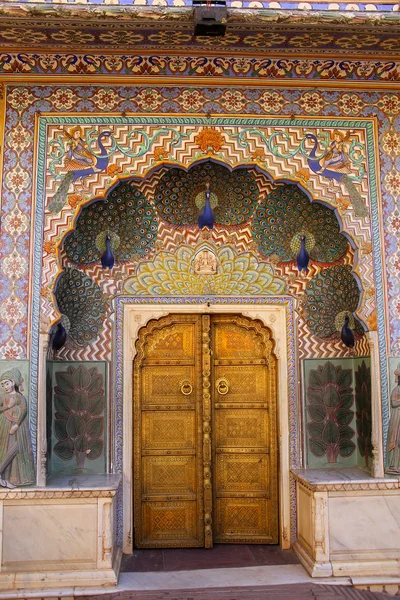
left=179, top=379, right=193, bottom=396
left=216, top=377, right=230, bottom=395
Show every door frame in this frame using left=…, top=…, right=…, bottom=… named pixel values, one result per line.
left=121, top=301, right=293, bottom=554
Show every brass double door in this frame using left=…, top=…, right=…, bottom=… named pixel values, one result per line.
left=133, top=314, right=278, bottom=548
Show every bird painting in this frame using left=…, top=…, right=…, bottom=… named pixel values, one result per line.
left=297, top=234, right=310, bottom=274
left=341, top=315, right=355, bottom=348
left=252, top=184, right=348, bottom=265
left=51, top=322, right=67, bottom=355
left=198, top=182, right=215, bottom=230
left=101, top=234, right=115, bottom=270
left=304, top=264, right=364, bottom=340
left=48, top=130, right=112, bottom=215
left=55, top=268, right=106, bottom=347
left=154, top=162, right=258, bottom=227
left=304, top=133, right=368, bottom=219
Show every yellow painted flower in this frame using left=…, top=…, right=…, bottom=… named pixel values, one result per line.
left=296, top=167, right=310, bottom=184
left=252, top=148, right=266, bottom=161
left=154, top=147, right=168, bottom=161
left=195, top=128, right=224, bottom=153
left=107, top=164, right=120, bottom=177
left=68, top=194, right=82, bottom=209
left=43, top=241, right=57, bottom=255
left=368, top=310, right=377, bottom=331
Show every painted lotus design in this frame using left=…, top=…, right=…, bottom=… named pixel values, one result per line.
left=124, top=245, right=286, bottom=296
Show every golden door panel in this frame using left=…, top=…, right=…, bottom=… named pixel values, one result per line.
left=142, top=411, right=196, bottom=450
left=215, top=409, right=269, bottom=449
left=216, top=454, right=269, bottom=493
left=134, top=314, right=278, bottom=548
left=142, top=502, right=198, bottom=544
left=144, top=323, right=196, bottom=361
left=212, top=315, right=278, bottom=545
left=215, top=498, right=275, bottom=543
left=143, top=366, right=195, bottom=405
left=142, top=456, right=196, bottom=496
left=214, top=366, right=268, bottom=404
left=134, top=316, right=203, bottom=548
left=213, top=322, right=264, bottom=360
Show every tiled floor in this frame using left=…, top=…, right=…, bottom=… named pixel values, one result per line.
left=86, top=583, right=387, bottom=600
left=121, top=544, right=300, bottom=572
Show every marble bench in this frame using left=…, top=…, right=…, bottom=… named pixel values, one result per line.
left=0, top=474, right=121, bottom=590
left=292, top=467, right=400, bottom=579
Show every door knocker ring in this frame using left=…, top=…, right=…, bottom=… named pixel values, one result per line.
left=216, top=377, right=230, bottom=395
left=179, top=379, right=193, bottom=396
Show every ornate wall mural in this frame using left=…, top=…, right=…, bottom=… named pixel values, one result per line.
left=37, top=118, right=373, bottom=367
left=46, top=361, right=107, bottom=476
left=0, top=83, right=395, bottom=477
left=304, top=357, right=372, bottom=469
left=0, top=361, right=35, bottom=487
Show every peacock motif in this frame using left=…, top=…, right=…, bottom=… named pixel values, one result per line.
left=303, top=264, right=364, bottom=338
left=64, top=181, right=157, bottom=265
left=251, top=184, right=348, bottom=264
left=54, top=268, right=107, bottom=346
left=154, top=162, right=259, bottom=227
left=48, top=130, right=112, bottom=215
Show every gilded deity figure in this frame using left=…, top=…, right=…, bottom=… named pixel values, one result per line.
left=0, top=368, right=35, bottom=488
left=387, top=363, right=400, bottom=474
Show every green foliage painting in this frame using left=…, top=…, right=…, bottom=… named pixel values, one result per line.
left=355, top=360, right=372, bottom=467
left=47, top=362, right=107, bottom=475
left=307, top=361, right=355, bottom=464
left=54, top=365, right=104, bottom=469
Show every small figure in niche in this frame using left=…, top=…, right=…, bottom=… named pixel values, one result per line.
left=0, top=368, right=35, bottom=487
left=387, top=363, right=400, bottom=474
left=193, top=249, right=218, bottom=275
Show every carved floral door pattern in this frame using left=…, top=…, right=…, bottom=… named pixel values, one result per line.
left=133, top=314, right=278, bottom=548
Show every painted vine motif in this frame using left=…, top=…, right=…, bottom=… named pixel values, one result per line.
left=307, top=361, right=355, bottom=463
left=355, top=360, right=372, bottom=467
left=53, top=365, right=105, bottom=470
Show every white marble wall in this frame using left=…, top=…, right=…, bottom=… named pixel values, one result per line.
left=293, top=468, right=400, bottom=579
left=0, top=475, right=121, bottom=590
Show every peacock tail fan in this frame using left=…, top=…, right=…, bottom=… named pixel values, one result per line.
left=341, top=175, right=369, bottom=219
left=303, top=264, right=364, bottom=339
left=54, top=268, right=107, bottom=346
left=47, top=172, right=75, bottom=215
left=251, top=184, right=348, bottom=263
left=63, top=181, right=157, bottom=265
left=154, top=162, right=260, bottom=227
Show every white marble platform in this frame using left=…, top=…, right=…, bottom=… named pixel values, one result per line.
left=0, top=564, right=352, bottom=599
left=293, top=467, right=400, bottom=579
left=0, top=475, right=121, bottom=591
left=292, top=467, right=399, bottom=491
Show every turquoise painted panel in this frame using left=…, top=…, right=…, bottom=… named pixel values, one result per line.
left=353, top=357, right=372, bottom=471
left=304, top=358, right=357, bottom=468
left=46, top=361, right=107, bottom=476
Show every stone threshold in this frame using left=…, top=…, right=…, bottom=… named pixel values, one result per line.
left=0, top=565, right=352, bottom=599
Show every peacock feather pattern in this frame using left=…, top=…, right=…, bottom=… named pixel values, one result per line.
left=304, top=265, right=364, bottom=338
left=154, top=162, right=259, bottom=227
left=251, top=184, right=348, bottom=263
left=64, top=181, right=157, bottom=265
left=54, top=268, right=107, bottom=346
